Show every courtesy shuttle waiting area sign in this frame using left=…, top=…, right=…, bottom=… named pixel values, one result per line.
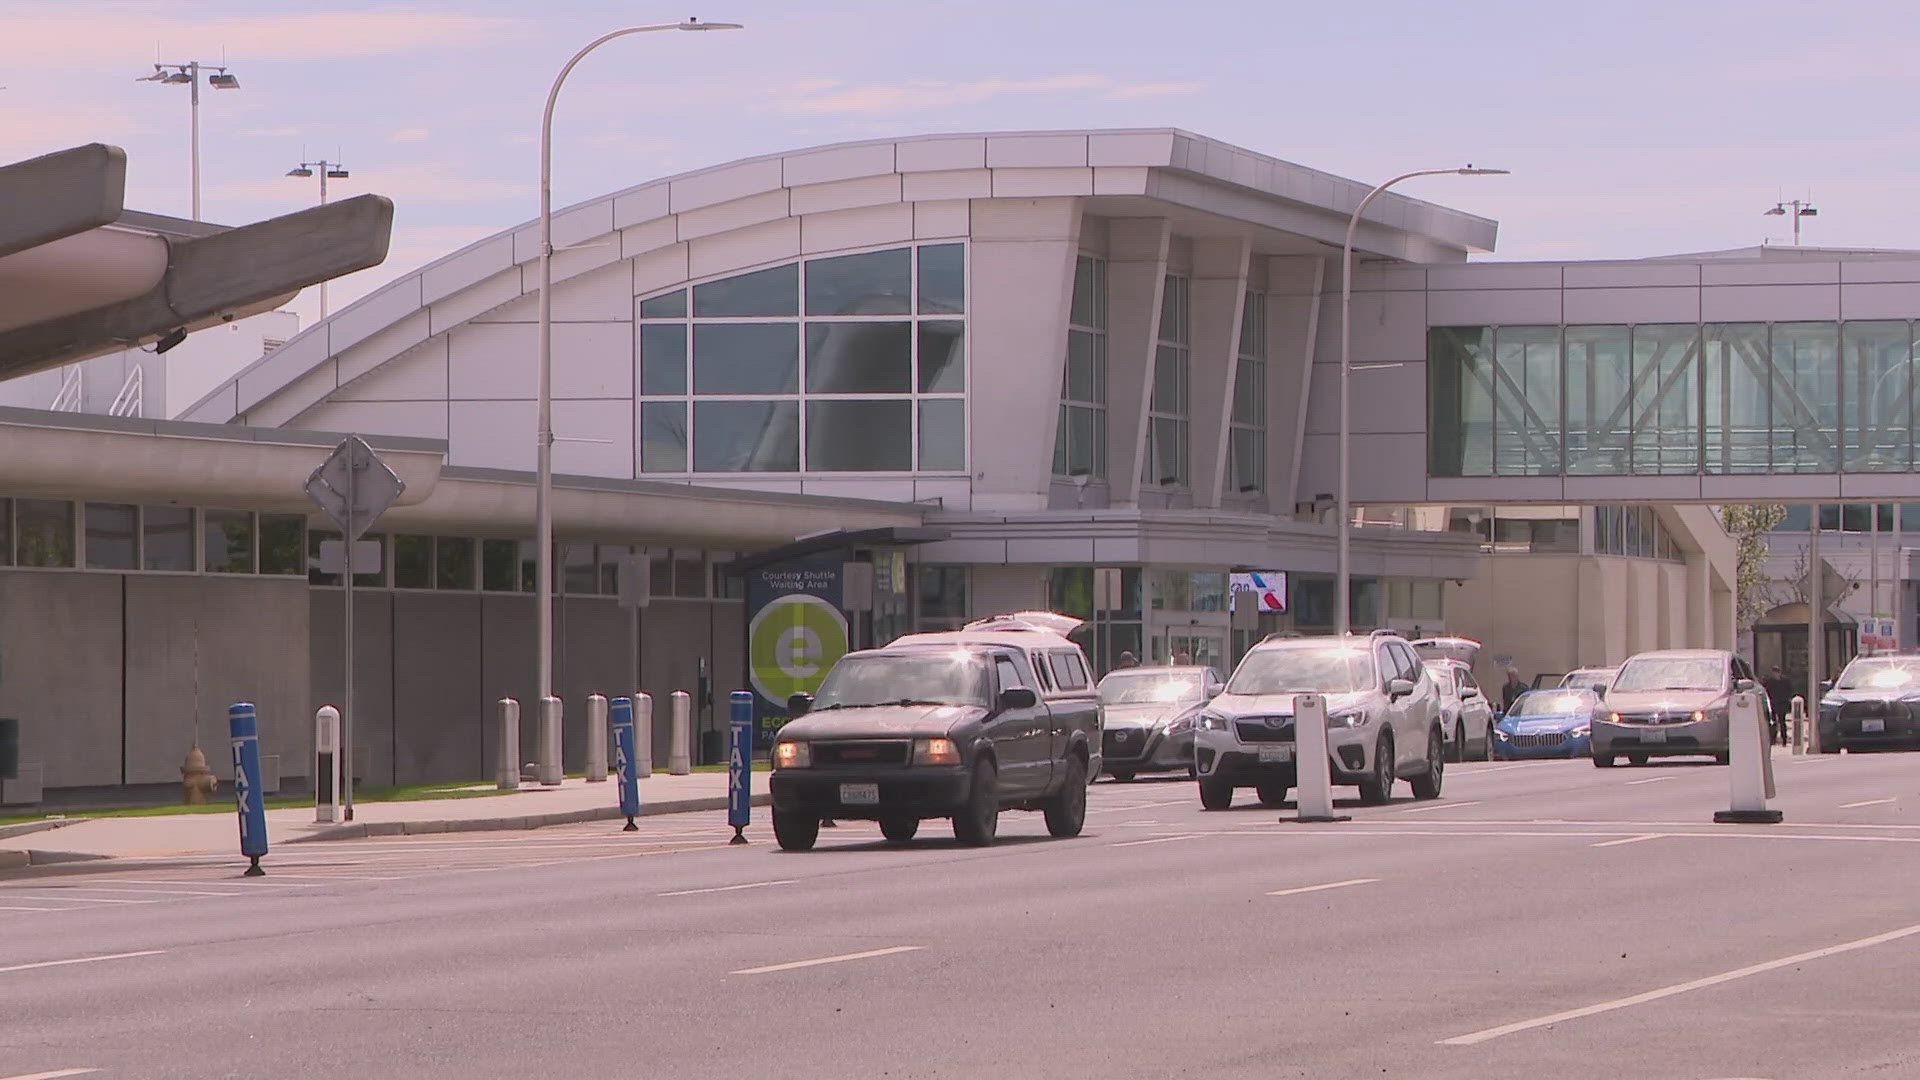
left=745, top=552, right=850, bottom=746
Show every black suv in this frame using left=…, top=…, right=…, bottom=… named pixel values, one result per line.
left=768, top=613, right=1102, bottom=850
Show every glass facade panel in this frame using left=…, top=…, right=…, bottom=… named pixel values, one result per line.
left=202, top=509, right=254, bottom=574
left=85, top=503, right=137, bottom=570
left=639, top=324, right=687, bottom=395
left=917, top=244, right=964, bottom=315
left=1633, top=324, right=1701, bottom=474
left=805, top=322, right=911, bottom=393
left=640, top=401, right=688, bottom=473
left=562, top=542, right=598, bottom=595
left=1055, top=256, right=1107, bottom=478
left=259, top=514, right=305, bottom=576
left=482, top=538, right=521, bottom=592
left=1705, top=323, right=1770, bottom=473
left=692, top=264, right=796, bottom=317
left=1564, top=325, right=1631, bottom=475
left=639, top=289, right=686, bottom=319
left=1770, top=322, right=1839, bottom=473
left=142, top=506, right=192, bottom=571
left=1229, top=291, right=1266, bottom=494
left=1143, top=275, right=1191, bottom=487
left=16, top=499, right=74, bottom=568
left=1843, top=321, right=1913, bottom=472
left=806, top=248, right=911, bottom=316
left=918, top=321, right=964, bottom=392
left=395, top=534, right=433, bottom=588
left=807, top=400, right=910, bottom=471
left=919, top=399, right=965, bottom=471
left=693, top=400, right=799, bottom=472
left=1493, top=326, right=1561, bottom=475
left=1428, top=326, right=1494, bottom=477
left=435, top=536, right=475, bottom=590
left=691, top=324, right=797, bottom=395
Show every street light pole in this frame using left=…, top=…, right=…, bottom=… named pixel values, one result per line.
left=535, top=18, right=742, bottom=708
left=1337, top=166, right=1507, bottom=637
left=1763, top=199, right=1819, bottom=246
left=286, top=160, right=351, bottom=318
left=137, top=61, right=239, bottom=222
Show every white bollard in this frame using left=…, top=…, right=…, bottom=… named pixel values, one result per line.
left=668, top=690, right=692, bottom=776
left=1714, top=690, right=1781, bottom=823
left=635, top=693, right=654, bottom=779
left=585, top=694, right=609, bottom=782
left=538, top=696, right=563, bottom=786
left=1291, top=694, right=1348, bottom=823
left=1790, top=695, right=1808, bottom=755
left=495, top=697, right=520, bottom=791
left=314, top=705, right=342, bottom=824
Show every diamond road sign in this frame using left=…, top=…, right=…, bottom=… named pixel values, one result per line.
left=306, top=435, right=404, bottom=539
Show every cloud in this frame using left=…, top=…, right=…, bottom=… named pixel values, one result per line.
left=387, top=128, right=431, bottom=144
left=0, top=5, right=520, bottom=66
left=778, top=74, right=1202, bottom=116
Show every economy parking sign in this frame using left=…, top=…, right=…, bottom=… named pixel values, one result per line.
left=748, top=593, right=849, bottom=705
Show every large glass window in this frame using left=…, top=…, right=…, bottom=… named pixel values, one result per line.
left=1054, top=255, right=1106, bottom=478
left=1843, top=321, right=1913, bottom=472
left=918, top=244, right=964, bottom=315
left=639, top=325, right=687, bottom=396
left=806, top=323, right=911, bottom=393
left=692, top=264, right=796, bottom=317
left=1564, top=325, right=1631, bottom=475
left=808, top=400, right=910, bottom=471
left=1143, top=274, right=1191, bottom=487
left=1493, top=327, right=1561, bottom=476
left=1633, top=324, right=1701, bottom=474
left=692, top=324, right=798, bottom=395
left=1229, top=291, right=1266, bottom=494
left=395, top=535, right=433, bottom=588
left=918, top=321, right=964, bottom=392
left=259, top=514, right=305, bottom=576
left=436, top=536, right=475, bottom=590
left=806, top=248, right=911, bottom=316
left=1704, top=323, right=1770, bottom=474
left=84, top=503, right=137, bottom=570
left=203, top=510, right=255, bottom=574
left=15, top=499, right=74, bottom=568
left=694, top=400, right=799, bottom=472
left=1771, top=322, right=1840, bottom=473
left=1428, top=327, right=1494, bottom=477
left=639, top=401, right=688, bottom=473
left=919, top=399, right=965, bottom=471
left=142, top=506, right=193, bottom=571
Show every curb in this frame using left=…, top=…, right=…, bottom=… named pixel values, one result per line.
left=0, top=819, right=78, bottom=842
left=286, top=792, right=772, bottom=842
left=0, top=849, right=112, bottom=869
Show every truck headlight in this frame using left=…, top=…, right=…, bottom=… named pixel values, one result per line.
left=773, top=741, right=810, bottom=769
left=912, top=738, right=961, bottom=766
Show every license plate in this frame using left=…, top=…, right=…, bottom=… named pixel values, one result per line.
left=839, top=783, right=879, bottom=805
left=1862, top=719, right=1886, bottom=734
left=1640, top=729, right=1667, bottom=744
left=1258, top=745, right=1294, bottom=763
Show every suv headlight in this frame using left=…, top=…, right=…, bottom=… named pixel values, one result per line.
left=1495, top=729, right=1510, bottom=741
left=773, top=741, right=810, bottom=769
left=1328, top=709, right=1368, bottom=729
left=1570, top=725, right=1590, bottom=738
left=1165, top=710, right=1200, bottom=735
left=1199, top=710, right=1230, bottom=731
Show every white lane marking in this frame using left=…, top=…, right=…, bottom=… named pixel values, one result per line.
left=1267, top=878, right=1380, bottom=898
left=39, top=886, right=236, bottom=897
left=1447, top=763, right=1538, bottom=775
left=1626, top=777, right=1676, bottom=786
left=731, top=945, right=922, bottom=976
left=1, top=1069, right=102, bottom=1080
left=1591, top=833, right=1666, bottom=848
left=89, top=879, right=326, bottom=888
left=0, top=950, right=166, bottom=975
left=0, top=906, right=63, bottom=912
left=658, top=879, right=797, bottom=898
left=1395, top=801, right=1484, bottom=813
left=1841, top=798, right=1896, bottom=808
left=1088, top=798, right=1193, bottom=815
left=0, top=895, right=159, bottom=905
left=1440, top=921, right=1920, bottom=1046
left=1108, top=834, right=1205, bottom=848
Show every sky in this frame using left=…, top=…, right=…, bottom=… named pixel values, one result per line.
left=4, top=0, right=1917, bottom=330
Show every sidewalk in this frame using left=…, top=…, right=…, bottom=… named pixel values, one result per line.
left=0, top=770, right=761, bottom=864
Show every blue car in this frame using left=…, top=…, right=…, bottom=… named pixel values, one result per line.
left=1493, top=689, right=1599, bottom=760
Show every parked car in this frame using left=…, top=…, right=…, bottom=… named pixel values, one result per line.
left=1097, top=665, right=1221, bottom=781
left=1817, top=653, right=1920, bottom=752
left=1560, top=667, right=1618, bottom=696
left=1591, top=649, right=1757, bottom=767
left=1494, top=688, right=1599, bottom=759
left=768, top=611, right=1101, bottom=850
left=1425, top=658, right=1494, bottom=762
left=1194, top=630, right=1446, bottom=809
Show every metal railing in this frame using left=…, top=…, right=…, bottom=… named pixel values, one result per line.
left=49, top=367, right=83, bottom=412
left=108, top=365, right=144, bottom=418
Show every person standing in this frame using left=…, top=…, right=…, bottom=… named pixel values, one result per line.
left=1501, top=669, right=1528, bottom=714
left=1114, top=651, right=1139, bottom=670
left=1763, top=666, right=1795, bottom=745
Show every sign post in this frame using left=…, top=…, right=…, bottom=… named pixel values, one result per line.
left=1715, top=691, right=1782, bottom=823
left=313, top=705, right=341, bottom=824
left=1289, top=694, right=1349, bottom=824
left=229, top=702, right=269, bottom=876
left=305, top=435, right=405, bottom=821
left=612, top=696, right=640, bottom=831
left=728, top=690, right=752, bottom=844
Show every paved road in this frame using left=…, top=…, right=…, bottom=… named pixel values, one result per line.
left=4, top=753, right=1919, bottom=1079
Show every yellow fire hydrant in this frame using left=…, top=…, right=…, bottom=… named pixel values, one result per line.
left=180, top=744, right=218, bottom=804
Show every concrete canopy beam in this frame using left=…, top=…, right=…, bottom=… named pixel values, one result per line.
left=0, top=143, right=126, bottom=259
left=0, top=194, right=394, bottom=380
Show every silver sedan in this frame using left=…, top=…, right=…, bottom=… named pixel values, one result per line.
left=1097, top=665, right=1223, bottom=781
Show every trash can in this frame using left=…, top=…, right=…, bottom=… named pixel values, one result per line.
left=700, top=729, right=723, bottom=766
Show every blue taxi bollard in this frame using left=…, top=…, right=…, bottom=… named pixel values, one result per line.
left=728, top=691, right=752, bottom=844
left=228, top=702, right=269, bottom=876
left=612, top=696, right=640, bottom=831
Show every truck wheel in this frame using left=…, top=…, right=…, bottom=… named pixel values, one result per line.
left=773, top=807, right=820, bottom=852
left=951, top=760, right=1000, bottom=846
left=1044, top=756, right=1088, bottom=838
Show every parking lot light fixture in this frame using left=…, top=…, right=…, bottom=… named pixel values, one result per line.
left=1337, top=166, right=1508, bottom=636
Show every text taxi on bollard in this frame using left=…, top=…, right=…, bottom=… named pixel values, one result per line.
left=612, top=696, right=641, bottom=831
left=229, top=702, right=270, bottom=876
left=728, top=691, right=752, bottom=845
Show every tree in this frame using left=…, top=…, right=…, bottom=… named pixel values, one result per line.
left=1720, top=504, right=1788, bottom=636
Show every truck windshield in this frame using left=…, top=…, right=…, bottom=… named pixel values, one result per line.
left=811, top=652, right=991, bottom=709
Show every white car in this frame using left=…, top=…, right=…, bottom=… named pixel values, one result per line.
left=1425, top=658, right=1494, bottom=762
left=1194, top=631, right=1447, bottom=809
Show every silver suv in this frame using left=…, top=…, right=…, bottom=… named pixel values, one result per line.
left=1194, top=631, right=1447, bottom=810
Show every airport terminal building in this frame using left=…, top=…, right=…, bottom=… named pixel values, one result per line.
left=22, top=126, right=1920, bottom=800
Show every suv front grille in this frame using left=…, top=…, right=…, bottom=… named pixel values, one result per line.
left=811, top=740, right=911, bottom=767
left=1511, top=732, right=1567, bottom=749
left=1103, top=729, right=1148, bottom=759
left=1234, top=718, right=1295, bottom=743
left=1840, top=700, right=1905, bottom=721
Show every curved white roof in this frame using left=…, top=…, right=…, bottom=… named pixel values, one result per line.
left=185, top=128, right=1498, bottom=429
